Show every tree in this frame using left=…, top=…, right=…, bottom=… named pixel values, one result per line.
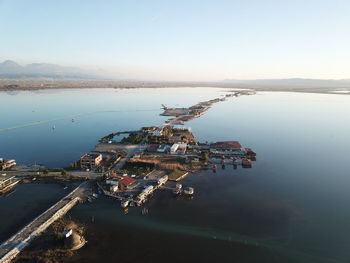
left=61, top=169, right=67, bottom=175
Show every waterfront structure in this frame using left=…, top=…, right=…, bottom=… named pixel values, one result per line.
left=0, top=158, right=16, bottom=170
left=0, top=176, right=20, bottom=193
left=80, top=153, right=102, bottom=169
left=210, top=141, right=242, bottom=151
left=118, top=176, right=137, bottom=191
left=157, top=175, right=168, bottom=186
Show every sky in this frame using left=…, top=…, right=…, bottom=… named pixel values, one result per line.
left=1, top=0, right=350, bottom=81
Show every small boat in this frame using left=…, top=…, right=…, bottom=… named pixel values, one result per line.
left=52, top=125, right=56, bottom=130
left=71, top=119, right=75, bottom=122
left=92, top=193, right=98, bottom=198
left=121, top=200, right=129, bottom=208
left=233, top=157, right=242, bottom=165
left=183, top=187, right=194, bottom=196
left=242, top=158, right=252, bottom=167
left=87, top=198, right=92, bottom=203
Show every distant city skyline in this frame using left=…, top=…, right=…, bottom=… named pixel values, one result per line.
left=1, top=0, right=349, bottom=81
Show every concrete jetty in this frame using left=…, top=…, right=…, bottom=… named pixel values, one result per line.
left=0, top=182, right=88, bottom=263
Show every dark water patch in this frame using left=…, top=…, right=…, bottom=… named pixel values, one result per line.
left=0, top=183, right=72, bottom=242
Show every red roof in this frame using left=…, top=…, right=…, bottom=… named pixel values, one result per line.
left=119, top=176, right=136, bottom=187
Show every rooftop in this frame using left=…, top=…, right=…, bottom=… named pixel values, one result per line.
left=210, top=141, right=242, bottom=149
left=81, top=153, right=101, bottom=159
left=119, top=176, right=137, bottom=187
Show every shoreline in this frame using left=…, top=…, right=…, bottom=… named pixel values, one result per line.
left=0, top=79, right=349, bottom=95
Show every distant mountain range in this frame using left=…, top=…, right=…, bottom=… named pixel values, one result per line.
left=223, top=78, right=350, bottom=87
left=0, top=60, right=108, bottom=79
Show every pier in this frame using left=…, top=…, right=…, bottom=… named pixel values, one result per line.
left=0, top=176, right=20, bottom=194
left=0, top=182, right=88, bottom=263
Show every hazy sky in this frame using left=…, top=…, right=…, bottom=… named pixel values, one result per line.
left=1, top=0, right=350, bottom=80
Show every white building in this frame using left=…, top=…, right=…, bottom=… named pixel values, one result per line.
left=110, top=185, right=118, bottom=192
left=170, top=144, right=179, bottom=154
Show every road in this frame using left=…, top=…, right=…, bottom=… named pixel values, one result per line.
left=112, top=144, right=147, bottom=171
left=0, top=182, right=89, bottom=262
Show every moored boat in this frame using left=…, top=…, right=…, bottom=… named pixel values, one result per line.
left=121, top=199, right=129, bottom=208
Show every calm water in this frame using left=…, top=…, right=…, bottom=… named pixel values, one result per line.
left=0, top=88, right=224, bottom=167
left=0, top=183, right=73, bottom=243
left=1, top=88, right=350, bottom=263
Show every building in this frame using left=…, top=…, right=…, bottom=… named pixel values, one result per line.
left=210, top=141, right=242, bottom=151
left=80, top=153, right=102, bottom=170
left=157, top=175, right=168, bottom=186
left=0, top=158, right=16, bottom=170
left=110, top=185, right=119, bottom=192
left=118, top=176, right=138, bottom=191
left=170, top=143, right=179, bottom=154
left=209, top=141, right=246, bottom=155
left=152, top=126, right=164, bottom=136
left=106, top=178, right=119, bottom=186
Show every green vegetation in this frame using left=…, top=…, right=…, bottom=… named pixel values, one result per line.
left=121, top=133, right=144, bottom=144
left=116, top=166, right=151, bottom=176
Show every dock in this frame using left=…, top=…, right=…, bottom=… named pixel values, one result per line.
left=0, top=176, right=20, bottom=194
left=0, top=182, right=88, bottom=263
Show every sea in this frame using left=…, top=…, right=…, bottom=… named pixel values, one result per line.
left=1, top=87, right=350, bottom=263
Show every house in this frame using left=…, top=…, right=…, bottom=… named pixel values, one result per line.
left=209, top=141, right=246, bottom=155
left=80, top=153, right=102, bottom=169
left=177, top=143, right=187, bottom=154
left=170, top=143, right=179, bottom=154
left=118, top=176, right=138, bottom=191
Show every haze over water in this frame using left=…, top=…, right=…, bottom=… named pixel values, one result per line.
left=1, top=88, right=350, bottom=262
